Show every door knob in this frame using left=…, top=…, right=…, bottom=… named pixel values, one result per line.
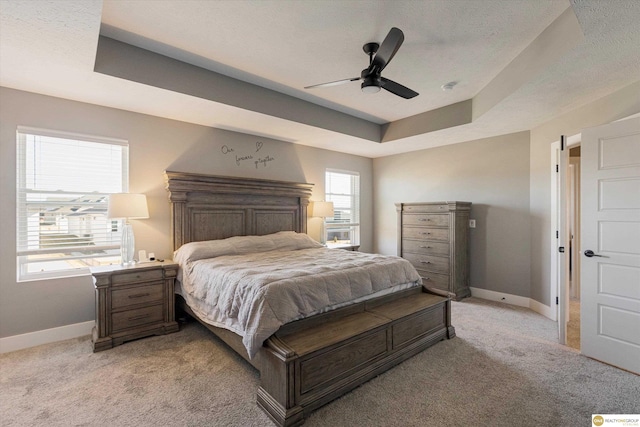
left=584, top=250, right=605, bottom=258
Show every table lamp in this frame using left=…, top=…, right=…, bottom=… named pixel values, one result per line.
left=312, top=201, right=334, bottom=245
left=107, top=193, right=149, bottom=265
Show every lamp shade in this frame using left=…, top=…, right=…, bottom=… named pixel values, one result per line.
left=312, top=201, right=334, bottom=218
left=107, top=193, right=149, bottom=219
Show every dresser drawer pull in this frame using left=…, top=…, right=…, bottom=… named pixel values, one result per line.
left=128, top=314, right=151, bottom=322
left=419, top=245, right=431, bottom=249
left=128, top=293, right=151, bottom=299
left=418, top=218, right=430, bottom=221
left=421, top=232, right=431, bottom=235
left=420, top=261, right=431, bottom=264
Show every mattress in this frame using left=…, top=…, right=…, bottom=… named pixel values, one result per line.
left=174, top=232, right=422, bottom=358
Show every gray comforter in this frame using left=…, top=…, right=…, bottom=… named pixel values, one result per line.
left=176, top=233, right=421, bottom=358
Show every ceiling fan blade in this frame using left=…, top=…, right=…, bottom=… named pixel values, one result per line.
left=304, top=77, right=361, bottom=89
left=371, top=27, right=404, bottom=72
left=381, top=77, right=419, bottom=99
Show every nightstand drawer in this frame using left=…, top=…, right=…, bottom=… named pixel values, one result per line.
left=112, top=283, right=164, bottom=309
left=403, top=253, right=450, bottom=274
left=403, top=214, right=449, bottom=227
left=402, top=240, right=449, bottom=256
left=112, top=305, right=164, bottom=332
left=402, top=227, right=449, bottom=241
left=111, top=269, right=164, bottom=285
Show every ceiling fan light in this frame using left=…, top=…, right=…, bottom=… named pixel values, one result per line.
left=361, top=76, right=381, bottom=94
left=362, top=85, right=381, bottom=94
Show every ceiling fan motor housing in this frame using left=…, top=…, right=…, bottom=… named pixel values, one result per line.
left=361, top=74, right=382, bottom=93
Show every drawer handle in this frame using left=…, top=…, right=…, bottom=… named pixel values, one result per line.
left=420, top=261, right=431, bottom=264
left=421, top=232, right=431, bottom=235
left=128, top=293, right=150, bottom=299
left=128, top=314, right=151, bottom=322
left=419, top=245, right=431, bottom=249
left=418, top=218, right=430, bottom=221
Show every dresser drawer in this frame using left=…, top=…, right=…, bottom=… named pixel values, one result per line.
left=403, top=227, right=449, bottom=241
left=112, top=283, right=164, bottom=309
left=403, top=214, right=449, bottom=227
left=402, top=240, right=449, bottom=256
left=403, top=204, right=449, bottom=213
left=416, top=270, right=450, bottom=292
left=112, top=304, right=164, bottom=332
left=403, top=253, right=450, bottom=274
left=111, top=269, right=164, bottom=285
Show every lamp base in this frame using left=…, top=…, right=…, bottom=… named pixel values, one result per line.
left=320, top=220, right=327, bottom=245
left=121, top=222, right=135, bottom=265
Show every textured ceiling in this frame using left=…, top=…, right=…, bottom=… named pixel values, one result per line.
left=1, top=0, right=639, bottom=158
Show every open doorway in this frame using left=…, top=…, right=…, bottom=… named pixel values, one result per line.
left=550, top=134, right=581, bottom=349
left=566, top=145, right=581, bottom=351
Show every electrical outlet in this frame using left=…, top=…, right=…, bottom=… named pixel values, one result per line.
left=469, top=219, right=476, bottom=228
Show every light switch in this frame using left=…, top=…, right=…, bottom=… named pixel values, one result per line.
left=469, top=219, right=476, bottom=228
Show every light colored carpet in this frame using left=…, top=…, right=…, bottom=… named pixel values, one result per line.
left=1, top=297, right=638, bottom=427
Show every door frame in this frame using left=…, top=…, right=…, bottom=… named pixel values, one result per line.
left=550, top=133, right=581, bottom=335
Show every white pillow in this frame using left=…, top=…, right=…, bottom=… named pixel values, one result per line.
left=173, top=231, right=322, bottom=264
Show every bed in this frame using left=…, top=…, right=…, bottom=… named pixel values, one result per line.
left=165, top=171, right=455, bottom=426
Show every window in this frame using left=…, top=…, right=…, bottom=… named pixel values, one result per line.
left=16, top=127, right=128, bottom=281
left=325, top=169, right=360, bottom=245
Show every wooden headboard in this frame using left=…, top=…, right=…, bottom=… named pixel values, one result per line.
left=164, top=171, right=313, bottom=251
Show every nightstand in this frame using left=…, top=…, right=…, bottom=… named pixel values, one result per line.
left=91, top=261, right=179, bottom=352
left=326, top=243, right=360, bottom=251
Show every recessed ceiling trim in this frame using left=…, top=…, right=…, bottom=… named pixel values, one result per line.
left=472, top=6, right=585, bottom=121
left=94, top=36, right=381, bottom=143
left=381, top=100, right=473, bottom=143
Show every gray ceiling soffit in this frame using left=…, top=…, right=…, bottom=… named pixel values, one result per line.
left=94, top=36, right=381, bottom=143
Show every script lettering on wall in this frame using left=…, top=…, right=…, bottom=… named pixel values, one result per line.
left=221, top=141, right=277, bottom=169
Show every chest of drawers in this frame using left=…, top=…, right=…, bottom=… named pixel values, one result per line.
left=396, top=202, right=471, bottom=300
left=90, top=261, right=179, bottom=351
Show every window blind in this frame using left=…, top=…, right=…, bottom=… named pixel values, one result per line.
left=16, top=128, right=129, bottom=280
left=325, top=169, right=360, bottom=244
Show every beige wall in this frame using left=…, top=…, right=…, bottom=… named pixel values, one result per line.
left=373, top=132, right=532, bottom=297
left=1, top=80, right=638, bottom=340
left=528, top=81, right=640, bottom=305
left=0, top=87, right=373, bottom=338
left=374, top=81, right=640, bottom=307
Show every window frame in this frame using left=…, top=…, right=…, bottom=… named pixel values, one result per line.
left=324, top=168, right=360, bottom=245
left=16, top=127, right=129, bottom=282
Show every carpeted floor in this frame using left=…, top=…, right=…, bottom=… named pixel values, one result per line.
left=1, top=297, right=638, bottom=427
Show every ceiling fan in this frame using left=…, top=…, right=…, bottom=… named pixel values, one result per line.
left=305, top=27, right=418, bottom=99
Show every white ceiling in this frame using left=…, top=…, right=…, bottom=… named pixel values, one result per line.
left=1, top=0, right=639, bottom=158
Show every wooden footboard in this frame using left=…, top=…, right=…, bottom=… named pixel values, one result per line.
left=178, top=287, right=453, bottom=426
left=255, top=287, right=453, bottom=426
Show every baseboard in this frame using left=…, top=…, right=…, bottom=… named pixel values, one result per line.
left=0, top=321, right=94, bottom=354
left=469, top=287, right=555, bottom=320
left=529, top=298, right=556, bottom=320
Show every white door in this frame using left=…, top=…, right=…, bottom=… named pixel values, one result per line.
left=581, top=117, right=640, bottom=374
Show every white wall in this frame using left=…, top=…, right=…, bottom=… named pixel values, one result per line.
left=0, top=87, right=373, bottom=339
left=373, top=132, right=532, bottom=297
